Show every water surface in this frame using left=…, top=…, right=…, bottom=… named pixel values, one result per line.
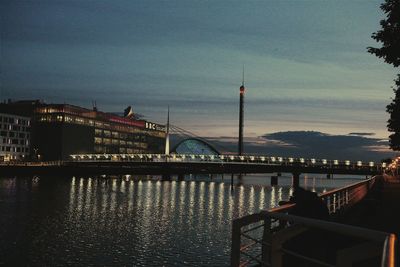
left=0, top=174, right=362, bottom=266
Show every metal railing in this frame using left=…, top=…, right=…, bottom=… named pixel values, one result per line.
left=0, top=160, right=63, bottom=166
left=319, top=177, right=376, bottom=214
left=231, top=176, right=396, bottom=267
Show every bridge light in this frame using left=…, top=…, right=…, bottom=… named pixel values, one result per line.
left=240, top=156, right=244, bottom=161
left=210, top=155, right=214, bottom=160
left=289, top=158, right=294, bottom=163
left=230, top=156, right=235, bottom=160
left=157, top=154, right=161, bottom=159
left=250, top=156, right=255, bottom=161
left=311, top=158, right=316, bottom=164
left=382, top=162, right=387, bottom=168
left=71, top=155, right=76, bottom=160
left=88, top=155, right=92, bottom=159
left=322, top=159, right=327, bottom=165
left=191, top=154, right=195, bottom=159
left=220, top=155, right=225, bottom=160
left=122, top=155, right=126, bottom=159
left=345, top=160, right=350, bottom=166
left=173, top=154, right=176, bottom=160
left=278, top=157, right=283, bottom=162
left=369, top=162, right=374, bottom=167
left=300, top=158, right=305, bottom=164
left=261, top=156, right=265, bottom=161
left=200, top=155, right=205, bottom=160
left=139, top=154, right=143, bottom=159
left=334, top=160, right=339, bottom=165
left=357, top=161, right=362, bottom=167
left=271, top=157, right=276, bottom=162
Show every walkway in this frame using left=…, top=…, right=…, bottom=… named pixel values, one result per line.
left=335, top=174, right=400, bottom=265
left=339, top=175, right=400, bottom=236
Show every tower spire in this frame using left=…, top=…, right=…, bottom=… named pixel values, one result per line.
left=242, top=64, right=245, bottom=87
left=238, top=67, right=245, bottom=156
left=165, top=105, right=170, bottom=155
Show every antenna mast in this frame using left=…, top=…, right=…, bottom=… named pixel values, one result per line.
left=165, top=106, right=170, bottom=155
left=238, top=66, right=245, bottom=156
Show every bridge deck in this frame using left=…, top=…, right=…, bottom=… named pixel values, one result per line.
left=0, top=160, right=381, bottom=176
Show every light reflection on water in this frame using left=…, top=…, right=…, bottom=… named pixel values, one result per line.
left=0, top=174, right=362, bottom=266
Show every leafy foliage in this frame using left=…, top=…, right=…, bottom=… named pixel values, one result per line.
left=386, top=75, right=400, bottom=150
left=368, top=0, right=400, bottom=67
left=369, top=0, right=400, bottom=150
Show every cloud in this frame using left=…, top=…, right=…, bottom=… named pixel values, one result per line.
left=170, top=131, right=394, bottom=162
left=260, top=131, right=393, bottom=161
left=348, top=132, right=376, bottom=136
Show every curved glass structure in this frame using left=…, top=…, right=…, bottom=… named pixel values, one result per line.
left=173, top=138, right=220, bottom=155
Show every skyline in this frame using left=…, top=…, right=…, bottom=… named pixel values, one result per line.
left=1, top=0, right=398, bottom=139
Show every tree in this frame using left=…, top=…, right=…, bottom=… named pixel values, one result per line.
left=368, top=0, right=400, bottom=67
left=386, top=75, right=400, bottom=150
left=368, top=0, right=400, bottom=150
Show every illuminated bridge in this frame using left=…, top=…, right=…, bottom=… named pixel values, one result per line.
left=0, top=153, right=385, bottom=182
left=64, top=153, right=386, bottom=185
left=171, top=138, right=220, bottom=156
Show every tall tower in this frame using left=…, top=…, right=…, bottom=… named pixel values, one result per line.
left=238, top=67, right=245, bottom=155
left=165, top=106, right=170, bottom=155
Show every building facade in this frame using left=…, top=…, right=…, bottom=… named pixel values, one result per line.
left=0, top=113, right=31, bottom=161
left=33, top=104, right=166, bottom=160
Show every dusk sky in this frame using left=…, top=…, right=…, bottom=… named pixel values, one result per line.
left=1, top=0, right=398, bottom=139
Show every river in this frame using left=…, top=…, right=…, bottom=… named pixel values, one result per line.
left=0, top=174, right=363, bottom=266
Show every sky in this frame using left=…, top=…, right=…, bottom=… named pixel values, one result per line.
left=183, top=131, right=394, bottom=161
left=1, top=0, right=398, bottom=141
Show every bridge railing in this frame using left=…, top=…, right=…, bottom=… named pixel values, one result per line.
left=231, top=176, right=396, bottom=267
left=0, top=161, right=63, bottom=166
left=68, top=153, right=385, bottom=172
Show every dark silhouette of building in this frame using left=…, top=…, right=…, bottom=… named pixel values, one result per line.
left=0, top=112, right=31, bottom=161
left=0, top=100, right=166, bottom=160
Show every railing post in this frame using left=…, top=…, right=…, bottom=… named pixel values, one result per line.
left=231, top=219, right=241, bottom=267
left=333, top=194, right=336, bottom=213
left=382, top=233, right=396, bottom=267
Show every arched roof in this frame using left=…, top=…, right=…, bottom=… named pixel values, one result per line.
left=171, top=138, right=220, bottom=155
